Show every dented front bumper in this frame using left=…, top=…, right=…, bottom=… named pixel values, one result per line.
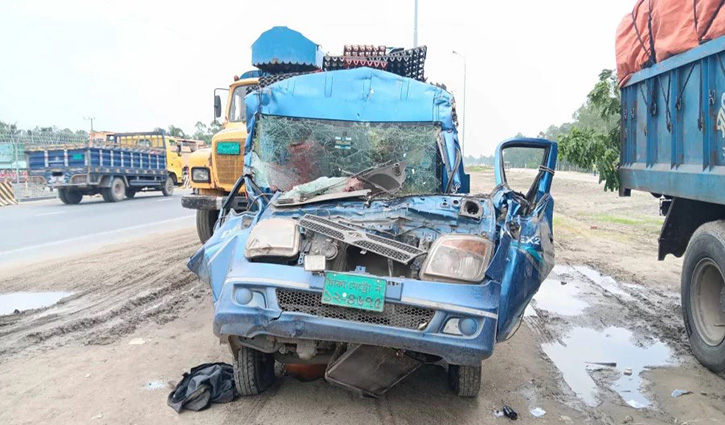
left=213, top=262, right=500, bottom=366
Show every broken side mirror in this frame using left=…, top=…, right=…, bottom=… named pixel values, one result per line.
left=494, top=138, right=558, bottom=204
left=214, top=95, right=222, bottom=119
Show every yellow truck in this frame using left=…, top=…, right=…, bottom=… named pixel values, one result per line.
left=166, top=137, right=205, bottom=187
left=182, top=76, right=258, bottom=242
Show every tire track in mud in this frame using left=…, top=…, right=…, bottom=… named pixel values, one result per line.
left=0, top=229, right=206, bottom=362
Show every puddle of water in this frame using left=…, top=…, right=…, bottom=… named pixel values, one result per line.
left=0, top=291, right=72, bottom=315
left=542, top=326, right=672, bottom=408
left=531, top=278, right=590, bottom=315
left=573, top=266, right=632, bottom=299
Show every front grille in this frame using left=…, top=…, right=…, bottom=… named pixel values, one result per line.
left=277, top=289, right=434, bottom=330
left=213, top=151, right=244, bottom=186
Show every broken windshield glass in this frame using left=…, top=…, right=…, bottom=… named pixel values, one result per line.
left=250, top=116, right=442, bottom=194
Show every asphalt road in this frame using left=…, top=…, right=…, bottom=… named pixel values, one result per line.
left=0, top=189, right=195, bottom=267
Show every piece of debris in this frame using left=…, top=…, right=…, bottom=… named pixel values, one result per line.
left=560, top=281, right=568, bottom=285
left=560, top=415, right=573, bottom=423
left=84, top=373, right=91, bottom=378
left=530, top=407, right=546, bottom=418
left=128, top=338, right=145, bottom=345
left=91, top=413, right=103, bottom=420
left=585, top=361, right=617, bottom=367
left=168, top=363, right=237, bottom=413
left=623, top=367, right=633, bottom=375
left=626, top=399, right=645, bottom=409
left=590, top=225, right=598, bottom=230
left=622, top=415, right=634, bottom=424
left=671, top=389, right=692, bottom=398
left=13, top=309, right=20, bottom=314
left=502, top=405, right=518, bottom=420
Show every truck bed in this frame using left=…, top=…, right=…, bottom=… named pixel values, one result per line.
left=620, top=36, right=725, bottom=206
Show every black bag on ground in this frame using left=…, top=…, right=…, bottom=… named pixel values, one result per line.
left=168, top=362, right=237, bottom=412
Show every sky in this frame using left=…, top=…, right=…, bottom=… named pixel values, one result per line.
left=0, top=0, right=635, bottom=156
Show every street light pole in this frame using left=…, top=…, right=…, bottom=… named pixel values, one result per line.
left=452, top=50, right=467, bottom=156
left=84, top=116, right=95, bottom=132
left=413, top=0, right=419, bottom=47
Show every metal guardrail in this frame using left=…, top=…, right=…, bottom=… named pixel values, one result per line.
left=1, top=134, right=88, bottom=184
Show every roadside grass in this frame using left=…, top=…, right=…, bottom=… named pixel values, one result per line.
left=589, top=213, right=663, bottom=227
left=466, top=165, right=493, bottom=173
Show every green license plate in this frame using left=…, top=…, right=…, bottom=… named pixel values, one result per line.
left=216, top=142, right=240, bottom=155
left=322, top=272, right=386, bottom=312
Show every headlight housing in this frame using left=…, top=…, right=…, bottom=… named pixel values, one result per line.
left=420, top=234, right=494, bottom=283
left=245, top=218, right=301, bottom=259
left=191, top=167, right=210, bottom=183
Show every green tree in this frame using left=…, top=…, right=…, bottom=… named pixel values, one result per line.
left=167, top=125, right=186, bottom=138
left=558, top=69, right=621, bottom=191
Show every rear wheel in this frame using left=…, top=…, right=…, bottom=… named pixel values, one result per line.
left=58, top=189, right=82, bottom=205
left=161, top=177, right=174, bottom=196
left=447, top=364, right=481, bottom=397
left=125, top=189, right=136, bottom=199
left=682, top=221, right=725, bottom=372
left=102, top=177, right=125, bottom=202
left=196, top=209, right=219, bottom=244
left=233, top=345, right=276, bottom=396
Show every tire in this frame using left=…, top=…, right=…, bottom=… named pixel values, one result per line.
left=233, top=345, right=276, bottom=396
left=196, top=209, right=220, bottom=244
left=125, top=189, right=136, bottom=199
left=161, top=176, right=174, bottom=196
left=682, top=220, right=725, bottom=372
left=102, top=177, right=125, bottom=202
left=58, top=189, right=82, bottom=205
left=447, top=364, right=481, bottom=397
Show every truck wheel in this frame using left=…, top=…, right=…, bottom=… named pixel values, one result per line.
left=447, top=364, right=481, bottom=397
left=102, top=177, right=125, bottom=202
left=58, top=189, right=82, bottom=205
left=125, top=189, right=136, bottom=199
left=161, top=177, right=174, bottom=196
left=233, top=345, right=276, bottom=396
left=682, top=220, right=725, bottom=373
left=196, top=209, right=219, bottom=243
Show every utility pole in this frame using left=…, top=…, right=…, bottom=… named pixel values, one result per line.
left=84, top=116, right=95, bottom=132
left=413, top=0, right=419, bottom=47
left=452, top=50, right=467, bottom=155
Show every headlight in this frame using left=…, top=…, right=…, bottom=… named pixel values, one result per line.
left=245, top=218, right=301, bottom=259
left=420, top=234, right=494, bottom=283
left=191, top=167, right=210, bottom=183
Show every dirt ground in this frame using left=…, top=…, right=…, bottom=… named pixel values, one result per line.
left=1, top=169, right=724, bottom=425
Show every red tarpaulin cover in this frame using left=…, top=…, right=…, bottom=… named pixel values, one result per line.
left=615, top=0, right=725, bottom=86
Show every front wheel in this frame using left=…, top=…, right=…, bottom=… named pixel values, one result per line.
left=682, top=220, right=725, bottom=373
left=196, top=209, right=219, bottom=244
left=447, top=364, right=481, bottom=397
left=233, top=346, right=276, bottom=396
left=161, top=177, right=174, bottom=196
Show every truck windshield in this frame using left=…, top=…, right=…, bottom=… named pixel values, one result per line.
left=250, top=115, right=442, bottom=194
left=228, top=86, right=247, bottom=122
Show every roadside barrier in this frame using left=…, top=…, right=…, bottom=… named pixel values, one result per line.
left=0, top=181, right=18, bottom=206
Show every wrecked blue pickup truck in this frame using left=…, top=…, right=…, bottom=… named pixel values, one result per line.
left=188, top=67, right=557, bottom=397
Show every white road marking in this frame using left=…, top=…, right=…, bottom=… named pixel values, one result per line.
left=0, top=215, right=195, bottom=256
left=35, top=211, right=65, bottom=217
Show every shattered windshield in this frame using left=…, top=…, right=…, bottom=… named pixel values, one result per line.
left=250, top=116, right=442, bottom=195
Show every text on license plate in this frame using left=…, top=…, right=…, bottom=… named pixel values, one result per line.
left=322, top=272, right=386, bottom=312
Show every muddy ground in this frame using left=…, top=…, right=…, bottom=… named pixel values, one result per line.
left=0, top=170, right=723, bottom=425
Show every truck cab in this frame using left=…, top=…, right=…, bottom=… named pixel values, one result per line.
left=183, top=76, right=259, bottom=243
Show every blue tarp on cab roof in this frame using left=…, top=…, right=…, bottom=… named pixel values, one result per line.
left=252, top=26, right=323, bottom=71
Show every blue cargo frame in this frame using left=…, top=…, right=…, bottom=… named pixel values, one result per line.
left=620, top=35, right=725, bottom=206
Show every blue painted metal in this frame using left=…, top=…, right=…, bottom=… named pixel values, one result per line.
left=244, top=67, right=466, bottom=192
left=251, top=26, right=323, bottom=71
left=620, top=35, right=725, bottom=205
left=188, top=137, right=558, bottom=367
